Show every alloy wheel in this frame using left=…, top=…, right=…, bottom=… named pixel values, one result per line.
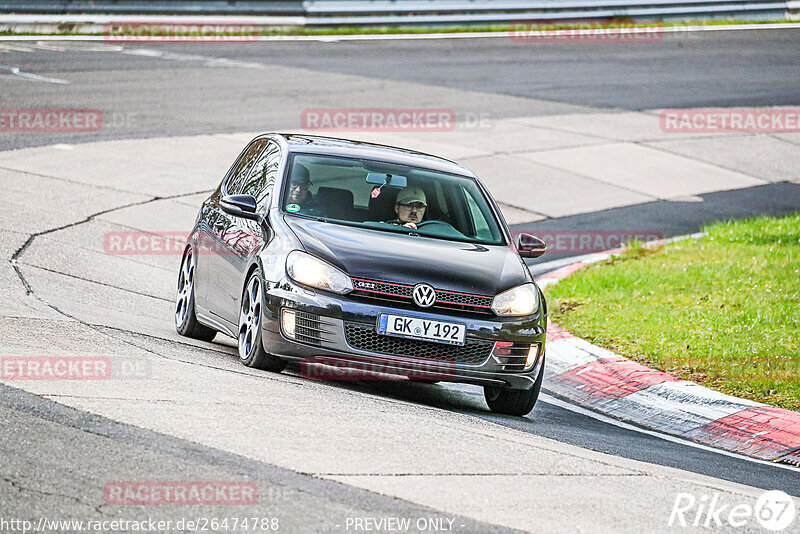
left=238, top=275, right=262, bottom=361
left=175, top=249, right=194, bottom=328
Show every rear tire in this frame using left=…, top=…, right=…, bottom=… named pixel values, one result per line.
left=238, top=268, right=286, bottom=373
left=175, top=246, right=217, bottom=342
left=484, top=357, right=544, bottom=416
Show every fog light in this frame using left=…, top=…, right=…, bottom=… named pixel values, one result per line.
left=526, top=343, right=541, bottom=369
left=282, top=309, right=296, bottom=338
left=492, top=341, right=513, bottom=356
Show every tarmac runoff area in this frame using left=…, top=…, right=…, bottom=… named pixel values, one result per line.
left=1, top=108, right=799, bottom=532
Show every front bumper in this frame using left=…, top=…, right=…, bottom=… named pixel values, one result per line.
left=261, top=278, right=546, bottom=390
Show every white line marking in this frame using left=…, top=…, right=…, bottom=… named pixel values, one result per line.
left=539, top=393, right=800, bottom=472
left=0, top=43, right=37, bottom=53
left=0, top=23, right=799, bottom=42
left=0, top=64, right=70, bottom=84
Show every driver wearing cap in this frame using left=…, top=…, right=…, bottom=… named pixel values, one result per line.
left=388, top=186, right=427, bottom=229
left=286, top=163, right=321, bottom=214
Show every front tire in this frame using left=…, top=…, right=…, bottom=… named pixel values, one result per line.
left=175, top=246, right=217, bottom=342
left=238, top=269, right=286, bottom=373
left=484, top=357, right=544, bottom=416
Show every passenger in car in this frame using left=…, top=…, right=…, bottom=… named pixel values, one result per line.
left=387, top=186, right=427, bottom=229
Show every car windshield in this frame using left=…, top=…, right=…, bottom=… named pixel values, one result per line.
left=281, top=153, right=505, bottom=246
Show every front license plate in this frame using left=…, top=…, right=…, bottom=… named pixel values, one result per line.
left=377, top=314, right=466, bottom=346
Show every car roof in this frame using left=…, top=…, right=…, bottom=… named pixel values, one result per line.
left=265, top=133, right=477, bottom=178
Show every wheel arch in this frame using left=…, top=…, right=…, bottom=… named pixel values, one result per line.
left=243, top=257, right=264, bottom=295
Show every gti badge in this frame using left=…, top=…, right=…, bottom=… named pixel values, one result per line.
left=412, top=283, right=436, bottom=308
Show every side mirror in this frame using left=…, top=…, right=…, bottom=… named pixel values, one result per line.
left=220, top=194, right=260, bottom=221
left=516, top=233, right=547, bottom=258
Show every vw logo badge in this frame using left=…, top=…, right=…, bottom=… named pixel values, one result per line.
left=412, top=283, right=436, bottom=308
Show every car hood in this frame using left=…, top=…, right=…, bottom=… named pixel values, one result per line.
left=284, top=215, right=530, bottom=297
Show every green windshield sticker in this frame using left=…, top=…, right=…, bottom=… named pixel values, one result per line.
left=286, top=204, right=300, bottom=212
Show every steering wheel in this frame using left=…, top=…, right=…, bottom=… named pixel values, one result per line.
left=414, top=220, right=451, bottom=229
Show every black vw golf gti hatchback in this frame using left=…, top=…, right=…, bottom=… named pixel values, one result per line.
left=175, top=134, right=548, bottom=416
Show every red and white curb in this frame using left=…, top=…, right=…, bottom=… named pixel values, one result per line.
left=534, top=236, right=800, bottom=465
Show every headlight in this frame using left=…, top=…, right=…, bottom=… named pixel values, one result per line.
left=491, top=283, right=539, bottom=317
left=286, top=251, right=353, bottom=295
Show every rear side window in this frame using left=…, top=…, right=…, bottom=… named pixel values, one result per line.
left=223, top=139, right=270, bottom=195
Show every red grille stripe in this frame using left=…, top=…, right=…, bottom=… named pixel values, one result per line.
left=352, top=277, right=414, bottom=288
left=352, top=277, right=492, bottom=299
left=438, top=289, right=493, bottom=299
left=355, top=289, right=412, bottom=299
left=436, top=299, right=491, bottom=308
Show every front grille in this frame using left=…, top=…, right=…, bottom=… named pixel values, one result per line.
left=492, top=341, right=535, bottom=372
left=436, top=289, right=493, bottom=309
left=351, top=277, right=493, bottom=315
left=353, top=279, right=413, bottom=298
left=344, top=322, right=493, bottom=365
left=294, top=311, right=326, bottom=346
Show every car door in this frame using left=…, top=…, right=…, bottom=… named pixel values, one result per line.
left=203, top=139, right=270, bottom=326
left=209, top=139, right=282, bottom=327
left=194, top=143, right=259, bottom=313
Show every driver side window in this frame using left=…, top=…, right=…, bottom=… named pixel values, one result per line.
left=242, top=141, right=281, bottom=210
left=465, top=189, right=493, bottom=240
left=223, top=139, right=270, bottom=195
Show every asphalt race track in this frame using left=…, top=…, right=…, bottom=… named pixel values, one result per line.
left=2, top=29, right=800, bottom=150
left=1, top=29, right=799, bottom=533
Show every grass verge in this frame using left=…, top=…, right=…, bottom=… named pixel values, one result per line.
left=545, top=214, right=800, bottom=411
